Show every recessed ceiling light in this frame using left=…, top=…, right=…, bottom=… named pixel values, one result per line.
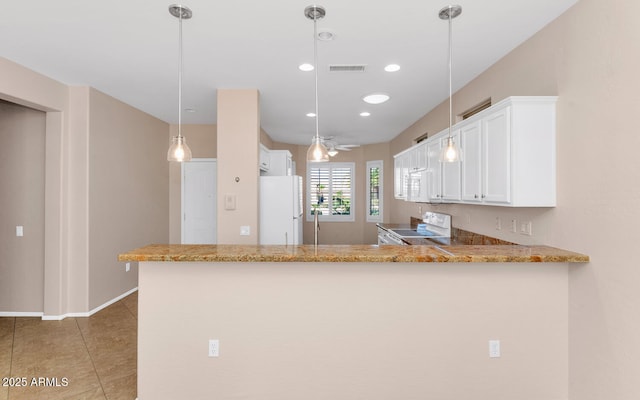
left=306, top=112, right=316, bottom=117
left=360, top=112, right=371, bottom=117
left=362, top=93, right=390, bottom=104
left=318, top=30, right=335, bottom=41
left=299, top=63, right=314, bottom=72
left=384, top=64, right=401, bottom=72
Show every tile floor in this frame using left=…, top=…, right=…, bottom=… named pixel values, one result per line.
left=0, top=292, right=137, bottom=400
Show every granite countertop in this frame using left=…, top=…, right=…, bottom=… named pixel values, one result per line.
left=118, top=243, right=589, bottom=263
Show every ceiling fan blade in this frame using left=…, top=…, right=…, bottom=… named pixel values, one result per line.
left=335, top=144, right=359, bottom=151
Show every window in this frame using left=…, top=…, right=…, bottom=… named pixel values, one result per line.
left=366, top=160, right=383, bottom=222
left=307, top=162, right=355, bottom=222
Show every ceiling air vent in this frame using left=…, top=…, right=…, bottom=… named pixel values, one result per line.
left=329, top=64, right=367, bottom=73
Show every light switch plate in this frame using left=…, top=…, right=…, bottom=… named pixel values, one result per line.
left=489, top=340, right=501, bottom=358
left=224, top=194, right=237, bottom=210
left=16, top=226, right=23, bottom=237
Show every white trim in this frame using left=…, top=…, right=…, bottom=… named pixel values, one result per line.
left=366, top=160, right=383, bottom=223
left=0, top=311, right=44, bottom=317
left=39, top=287, right=138, bottom=320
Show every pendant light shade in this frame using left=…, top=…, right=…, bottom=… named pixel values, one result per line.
left=167, top=135, right=192, bottom=162
left=305, top=5, right=329, bottom=163
left=307, top=136, right=330, bottom=162
left=167, top=4, right=193, bottom=162
left=439, top=5, right=462, bottom=163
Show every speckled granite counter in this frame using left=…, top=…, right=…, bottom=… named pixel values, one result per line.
left=118, top=243, right=588, bottom=263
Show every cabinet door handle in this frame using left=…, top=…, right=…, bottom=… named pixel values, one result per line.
left=482, top=194, right=486, bottom=199
left=474, top=194, right=478, bottom=199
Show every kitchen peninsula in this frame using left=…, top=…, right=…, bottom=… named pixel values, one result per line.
left=120, top=242, right=587, bottom=400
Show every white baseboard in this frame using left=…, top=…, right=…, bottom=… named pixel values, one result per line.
left=39, top=287, right=139, bottom=321
left=0, top=311, right=44, bottom=318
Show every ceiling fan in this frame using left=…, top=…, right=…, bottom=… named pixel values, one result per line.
left=321, top=137, right=360, bottom=157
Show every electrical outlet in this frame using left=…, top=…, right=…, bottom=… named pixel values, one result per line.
left=519, top=221, right=532, bottom=236
left=489, top=340, right=501, bottom=358
left=208, top=339, right=219, bottom=357
left=495, top=217, right=502, bottom=230
left=510, top=218, right=517, bottom=233
left=240, top=226, right=250, bottom=236
left=125, top=262, right=131, bottom=272
left=16, top=226, right=24, bottom=237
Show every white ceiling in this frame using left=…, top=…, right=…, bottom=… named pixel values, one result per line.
left=0, top=0, right=577, bottom=146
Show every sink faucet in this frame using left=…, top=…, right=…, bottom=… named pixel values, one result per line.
left=314, top=183, right=322, bottom=247
left=314, top=207, right=320, bottom=247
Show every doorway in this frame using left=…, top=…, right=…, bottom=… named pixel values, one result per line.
left=0, top=100, right=46, bottom=313
left=181, top=159, right=217, bottom=244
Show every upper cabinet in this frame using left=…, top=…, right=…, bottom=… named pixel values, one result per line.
left=259, top=144, right=271, bottom=172
left=393, top=151, right=410, bottom=200
left=259, top=144, right=293, bottom=176
left=394, top=96, right=557, bottom=207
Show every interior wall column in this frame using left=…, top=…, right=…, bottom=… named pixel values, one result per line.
left=216, top=89, right=260, bottom=244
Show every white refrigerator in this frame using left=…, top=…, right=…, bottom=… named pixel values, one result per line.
left=260, top=176, right=303, bottom=245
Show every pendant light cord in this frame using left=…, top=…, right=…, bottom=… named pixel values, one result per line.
left=178, top=9, right=184, bottom=139
left=313, top=14, right=320, bottom=142
left=448, top=12, right=453, bottom=139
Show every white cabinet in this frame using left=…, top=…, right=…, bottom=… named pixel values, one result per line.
left=260, top=145, right=293, bottom=176
left=393, top=151, right=410, bottom=199
left=259, top=144, right=270, bottom=172
left=461, top=113, right=511, bottom=204
left=440, top=130, right=461, bottom=202
left=460, top=120, right=483, bottom=202
left=482, top=107, right=511, bottom=204
left=426, top=136, right=443, bottom=202
left=406, top=141, right=429, bottom=202
left=394, top=96, right=557, bottom=207
left=459, top=97, right=556, bottom=207
left=265, top=150, right=292, bottom=176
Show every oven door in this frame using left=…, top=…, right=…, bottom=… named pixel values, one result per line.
left=377, top=228, right=405, bottom=245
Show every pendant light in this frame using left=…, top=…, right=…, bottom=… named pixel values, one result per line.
left=167, top=4, right=193, bottom=162
left=305, top=5, right=330, bottom=163
left=439, top=5, right=462, bottom=163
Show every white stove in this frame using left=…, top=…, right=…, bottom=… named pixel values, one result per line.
left=378, top=212, right=451, bottom=245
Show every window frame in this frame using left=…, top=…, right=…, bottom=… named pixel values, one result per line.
left=366, top=160, right=383, bottom=223
left=306, top=162, right=356, bottom=222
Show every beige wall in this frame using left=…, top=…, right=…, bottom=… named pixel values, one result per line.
left=217, top=89, right=260, bottom=244
left=138, top=261, right=568, bottom=400
left=0, top=57, right=171, bottom=317
left=169, top=124, right=217, bottom=243
left=0, top=57, right=67, bottom=317
left=389, top=0, right=640, bottom=398
left=88, top=88, right=169, bottom=310
left=0, top=100, right=46, bottom=312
